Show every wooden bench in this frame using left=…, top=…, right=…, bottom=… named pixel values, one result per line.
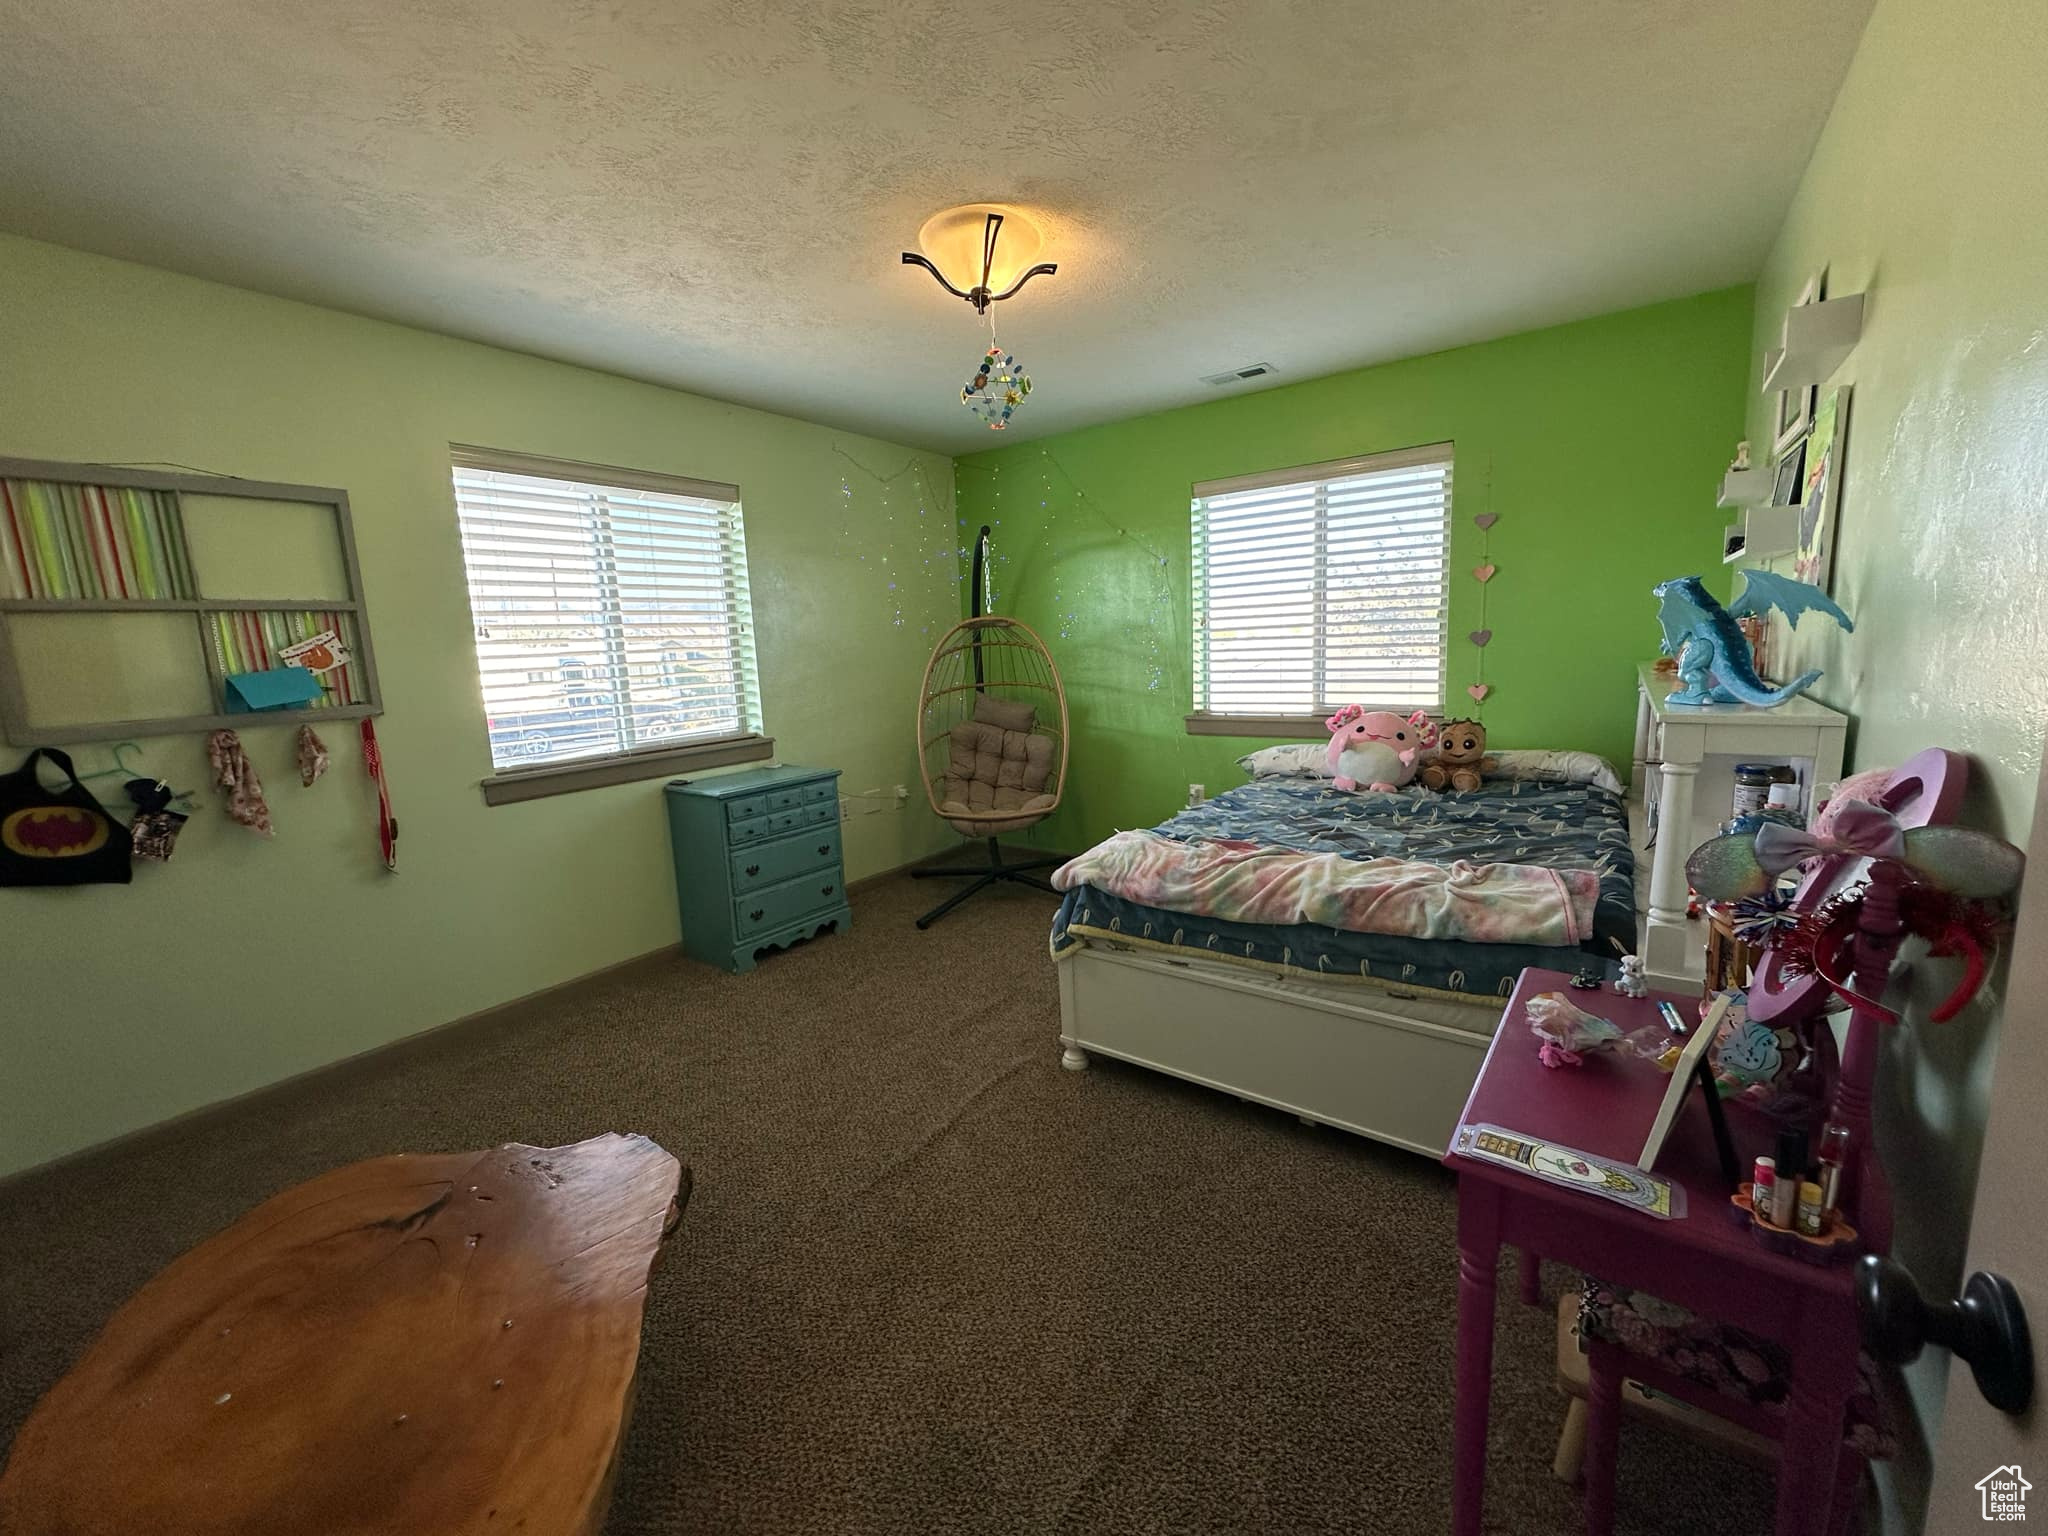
left=0, top=1133, right=687, bottom=1535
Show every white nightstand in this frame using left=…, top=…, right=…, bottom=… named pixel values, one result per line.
left=1630, top=662, right=1848, bottom=990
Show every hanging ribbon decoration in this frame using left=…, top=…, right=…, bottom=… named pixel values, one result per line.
left=360, top=719, right=397, bottom=872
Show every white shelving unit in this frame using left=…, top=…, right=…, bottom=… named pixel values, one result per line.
left=1760, top=293, right=1865, bottom=395
left=1630, top=662, right=1847, bottom=991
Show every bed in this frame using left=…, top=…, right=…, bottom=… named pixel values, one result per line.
left=1050, top=761, right=1637, bottom=1156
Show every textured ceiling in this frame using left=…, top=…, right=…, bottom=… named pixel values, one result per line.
left=0, top=0, right=1873, bottom=453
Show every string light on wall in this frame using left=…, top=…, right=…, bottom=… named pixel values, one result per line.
left=833, top=445, right=964, bottom=637
left=902, top=204, right=1056, bottom=432
left=955, top=448, right=1176, bottom=692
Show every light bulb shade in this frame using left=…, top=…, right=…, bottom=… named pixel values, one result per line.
left=917, top=204, right=1043, bottom=294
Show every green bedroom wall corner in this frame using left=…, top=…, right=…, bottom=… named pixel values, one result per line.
left=0, top=232, right=958, bottom=1177
left=953, top=285, right=1755, bottom=849
left=1735, top=0, right=2048, bottom=1526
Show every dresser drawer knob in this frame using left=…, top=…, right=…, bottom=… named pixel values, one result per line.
left=745, top=864, right=760, bottom=877
left=822, top=884, right=835, bottom=897
left=749, top=908, right=765, bottom=922
left=817, top=843, right=830, bottom=856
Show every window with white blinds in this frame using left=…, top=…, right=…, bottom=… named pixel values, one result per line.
left=449, top=449, right=763, bottom=774
left=1191, top=444, right=1451, bottom=721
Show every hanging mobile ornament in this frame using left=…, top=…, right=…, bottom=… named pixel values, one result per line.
left=962, top=340, right=1031, bottom=430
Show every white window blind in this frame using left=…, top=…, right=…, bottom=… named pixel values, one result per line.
left=449, top=448, right=762, bottom=773
left=1191, top=444, right=1451, bottom=719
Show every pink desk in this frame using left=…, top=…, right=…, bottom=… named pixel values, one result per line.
left=1445, top=968, right=1875, bottom=1536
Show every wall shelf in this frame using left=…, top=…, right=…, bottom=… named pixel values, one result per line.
left=1721, top=504, right=1801, bottom=564
left=1717, top=466, right=1773, bottom=508
left=0, top=456, right=383, bottom=745
left=1745, top=502, right=1801, bottom=560
left=1759, top=293, right=1865, bottom=395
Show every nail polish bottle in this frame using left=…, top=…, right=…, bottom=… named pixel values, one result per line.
left=1796, top=1181, right=1826, bottom=1237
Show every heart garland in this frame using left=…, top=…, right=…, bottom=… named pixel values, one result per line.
left=1469, top=492, right=1498, bottom=711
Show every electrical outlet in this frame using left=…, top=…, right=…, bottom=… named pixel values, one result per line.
left=839, top=797, right=852, bottom=822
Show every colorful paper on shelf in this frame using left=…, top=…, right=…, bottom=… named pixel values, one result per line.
left=212, top=610, right=364, bottom=710
left=224, top=666, right=324, bottom=713
left=0, top=479, right=193, bottom=601
left=1453, top=1122, right=1684, bottom=1219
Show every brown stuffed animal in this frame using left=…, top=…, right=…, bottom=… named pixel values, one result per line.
left=1420, top=718, right=1496, bottom=792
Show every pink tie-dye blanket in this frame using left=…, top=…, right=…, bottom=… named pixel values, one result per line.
left=1051, top=831, right=1600, bottom=947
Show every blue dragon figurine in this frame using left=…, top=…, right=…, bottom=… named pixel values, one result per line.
left=1654, top=569, right=1854, bottom=707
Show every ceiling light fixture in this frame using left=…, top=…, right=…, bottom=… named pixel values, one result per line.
left=902, top=204, right=1057, bottom=314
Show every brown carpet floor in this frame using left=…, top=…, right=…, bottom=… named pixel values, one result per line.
left=0, top=873, right=1776, bottom=1534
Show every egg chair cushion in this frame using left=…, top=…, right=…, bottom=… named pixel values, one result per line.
left=943, top=705, right=1057, bottom=835
left=940, top=794, right=1057, bottom=838
left=972, top=694, right=1038, bottom=733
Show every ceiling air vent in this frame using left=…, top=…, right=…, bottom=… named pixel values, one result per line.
left=1200, top=362, right=1278, bottom=387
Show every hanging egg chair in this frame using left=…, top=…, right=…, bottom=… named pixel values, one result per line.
left=911, top=526, right=1070, bottom=929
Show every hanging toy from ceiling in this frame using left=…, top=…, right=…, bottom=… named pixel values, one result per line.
left=902, top=204, right=1055, bottom=432
left=962, top=344, right=1031, bottom=431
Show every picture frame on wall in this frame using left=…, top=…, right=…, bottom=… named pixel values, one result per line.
left=1772, top=435, right=1807, bottom=507
left=1772, top=272, right=1823, bottom=456
left=1797, top=383, right=1852, bottom=592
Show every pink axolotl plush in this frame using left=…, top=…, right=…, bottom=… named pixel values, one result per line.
left=1324, top=706, right=1438, bottom=792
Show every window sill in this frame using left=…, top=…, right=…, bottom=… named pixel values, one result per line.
left=1184, top=713, right=1334, bottom=739
left=481, top=733, right=775, bottom=806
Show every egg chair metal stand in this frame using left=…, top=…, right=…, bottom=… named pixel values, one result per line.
left=910, top=838, right=1064, bottom=929
left=912, top=528, right=1069, bottom=930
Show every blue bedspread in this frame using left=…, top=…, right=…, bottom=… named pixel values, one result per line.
left=1050, top=777, right=1637, bottom=1000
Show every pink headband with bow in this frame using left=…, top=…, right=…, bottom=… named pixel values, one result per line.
left=1754, top=799, right=1905, bottom=876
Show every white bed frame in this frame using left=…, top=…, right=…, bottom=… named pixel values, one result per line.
left=1056, top=940, right=1509, bottom=1157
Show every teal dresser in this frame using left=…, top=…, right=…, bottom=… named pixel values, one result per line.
left=664, top=764, right=849, bottom=973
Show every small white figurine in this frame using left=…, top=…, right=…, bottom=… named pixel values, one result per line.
left=1615, top=955, right=1648, bottom=1000
left=1731, top=439, right=1752, bottom=472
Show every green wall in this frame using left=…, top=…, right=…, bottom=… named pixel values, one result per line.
left=1738, top=0, right=2048, bottom=1522
left=0, top=233, right=958, bottom=1176
left=954, top=287, right=1754, bottom=849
